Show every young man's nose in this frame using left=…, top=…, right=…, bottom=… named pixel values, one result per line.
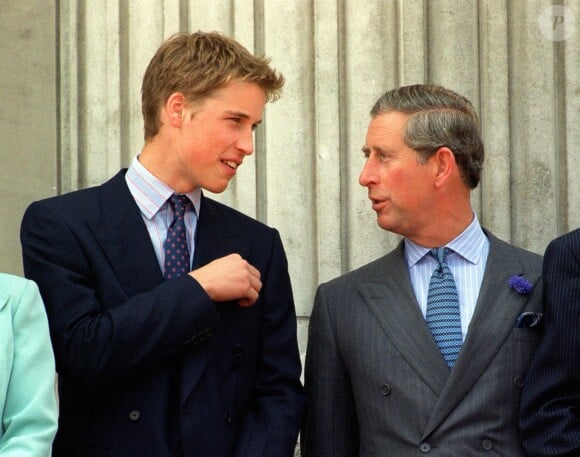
left=236, top=131, right=254, bottom=155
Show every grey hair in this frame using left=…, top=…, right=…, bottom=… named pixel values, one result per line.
left=370, top=84, right=484, bottom=189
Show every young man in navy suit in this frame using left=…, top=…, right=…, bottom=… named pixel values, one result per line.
left=21, top=31, right=305, bottom=457
left=519, top=228, right=580, bottom=456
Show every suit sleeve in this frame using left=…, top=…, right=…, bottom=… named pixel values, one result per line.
left=20, top=200, right=219, bottom=386
left=0, top=278, right=58, bottom=457
left=234, top=231, right=306, bottom=457
left=519, top=232, right=580, bottom=456
left=301, top=283, right=359, bottom=457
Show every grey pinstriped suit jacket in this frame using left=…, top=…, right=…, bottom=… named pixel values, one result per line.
left=302, top=231, right=543, bottom=456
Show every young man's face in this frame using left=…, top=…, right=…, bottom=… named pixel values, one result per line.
left=172, top=80, right=266, bottom=193
left=359, top=111, right=436, bottom=239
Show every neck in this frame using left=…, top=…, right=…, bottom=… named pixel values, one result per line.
left=138, top=141, right=195, bottom=194
left=407, top=207, right=474, bottom=249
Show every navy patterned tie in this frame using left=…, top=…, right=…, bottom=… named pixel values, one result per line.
left=163, top=194, right=192, bottom=279
left=426, top=247, right=462, bottom=368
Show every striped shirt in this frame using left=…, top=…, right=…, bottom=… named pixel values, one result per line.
left=125, top=155, right=201, bottom=272
left=404, top=214, right=490, bottom=341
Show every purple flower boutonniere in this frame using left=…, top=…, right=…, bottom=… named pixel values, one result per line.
left=508, top=275, right=533, bottom=295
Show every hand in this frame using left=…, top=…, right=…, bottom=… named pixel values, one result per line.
left=189, top=253, right=262, bottom=307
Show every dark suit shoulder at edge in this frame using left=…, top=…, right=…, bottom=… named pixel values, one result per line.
left=546, top=228, right=580, bottom=254
left=27, top=169, right=127, bottom=210
left=201, top=195, right=278, bottom=235
left=318, top=243, right=403, bottom=290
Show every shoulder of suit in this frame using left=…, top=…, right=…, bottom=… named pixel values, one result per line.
left=484, top=230, right=543, bottom=282
left=0, top=274, right=37, bottom=312
left=545, top=228, right=580, bottom=258
left=24, top=170, right=134, bottom=224
left=202, top=195, right=276, bottom=234
left=319, top=245, right=403, bottom=289
left=27, top=170, right=125, bottom=211
left=0, top=273, right=34, bottom=291
left=486, top=229, right=543, bottom=259
left=551, top=228, right=580, bottom=249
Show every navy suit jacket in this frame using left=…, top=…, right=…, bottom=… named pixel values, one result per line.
left=519, top=228, right=580, bottom=457
left=20, top=170, right=305, bottom=457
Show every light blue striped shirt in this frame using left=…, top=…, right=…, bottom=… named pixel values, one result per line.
left=125, top=155, right=201, bottom=272
left=404, top=214, right=490, bottom=341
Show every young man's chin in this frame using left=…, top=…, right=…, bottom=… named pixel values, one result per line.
left=203, top=181, right=231, bottom=194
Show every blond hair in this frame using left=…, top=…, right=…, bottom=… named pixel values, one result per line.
left=141, top=31, right=285, bottom=140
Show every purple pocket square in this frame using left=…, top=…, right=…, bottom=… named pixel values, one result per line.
left=515, top=311, right=543, bottom=329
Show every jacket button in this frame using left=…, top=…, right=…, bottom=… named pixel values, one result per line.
left=481, top=438, right=493, bottom=450
left=128, top=410, right=141, bottom=422
left=381, top=384, right=391, bottom=396
left=513, top=376, right=524, bottom=388
left=419, top=442, right=431, bottom=453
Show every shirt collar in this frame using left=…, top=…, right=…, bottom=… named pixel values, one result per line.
left=126, top=155, right=202, bottom=220
left=404, top=213, right=487, bottom=267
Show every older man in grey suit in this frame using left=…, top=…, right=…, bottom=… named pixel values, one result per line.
left=302, top=84, right=543, bottom=456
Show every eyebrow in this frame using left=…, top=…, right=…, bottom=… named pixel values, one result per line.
left=225, top=110, right=263, bottom=127
left=362, top=145, right=394, bottom=160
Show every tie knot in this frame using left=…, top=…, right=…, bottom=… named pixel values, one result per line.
left=169, top=194, right=192, bottom=219
left=429, top=247, right=451, bottom=265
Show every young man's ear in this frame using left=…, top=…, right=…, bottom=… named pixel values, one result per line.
left=165, top=92, right=185, bottom=127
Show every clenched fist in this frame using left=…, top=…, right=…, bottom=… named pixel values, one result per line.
left=189, top=253, right=262, bottom=307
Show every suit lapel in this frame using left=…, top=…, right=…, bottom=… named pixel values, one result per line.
left=192, top=196, right=242, bottom=268
left=181, top=196, right=244, bottom=406
left=423, top=232, right=540, bottom=437
left=88, top=171, right=163, bottom=296
left=358, top=244, right=449, bottom=396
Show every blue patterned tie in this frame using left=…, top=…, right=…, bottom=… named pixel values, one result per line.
left=426, top=247, right=462, bottom=368
left=163, top=194, right=192, bottom=279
